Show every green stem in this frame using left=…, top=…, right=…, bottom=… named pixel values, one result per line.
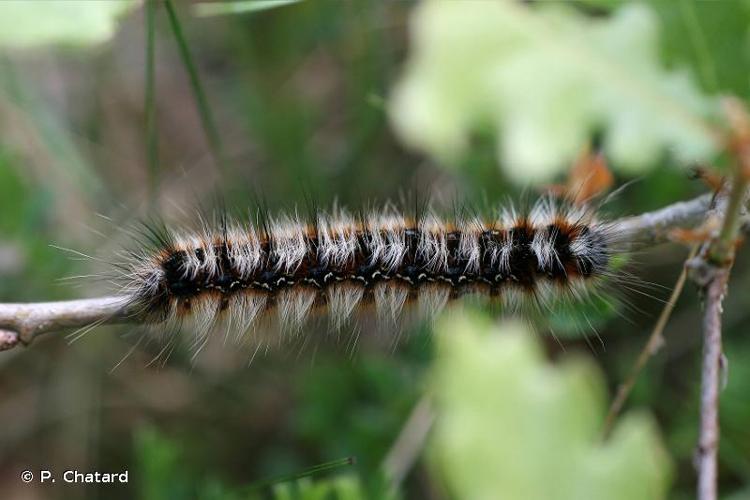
left=709, top=173, right=749, bottom=264
left=678, top=0, right=719, bottom=93
left=164, top=0, right=225, bottom=172
left=145, top=0, right=159, bottom=196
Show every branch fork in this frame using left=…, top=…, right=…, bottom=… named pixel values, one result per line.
left=687, top=97, right=750, bottom=500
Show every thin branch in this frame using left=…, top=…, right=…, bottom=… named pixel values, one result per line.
left=383, top=395, right=435, bottom=489
left=690, top=98, right=750, bottom=500
left=689, top=178, right=746, bottom=500
left=0, top=296, right=133, bottom=350
left=0, top=192, right=728, bottom=352
left=695, top=267, right=728, bottom=500
left=601, top=245, right=697, bottom=439
left=686, top=182, right=743, bottom=500
left=613, top=193, right=712, bottom=247
left=0, top=329, right=19, bottom=351
left=710, top=176, right=748, bottom=264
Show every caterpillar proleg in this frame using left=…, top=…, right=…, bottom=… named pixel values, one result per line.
left=115, top=195, right=625, bottom=344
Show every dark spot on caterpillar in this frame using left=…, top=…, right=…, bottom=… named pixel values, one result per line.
left=306, top=265, right=327, bottom=287
left=162, top=250, right=203, bottom=297
left=445, top=266, right=467, bottom=286
left=258, top=270, right=277, bottom=285
left=401, top=265, right=421, bottom=285
left=214, top=273, right=233, bottom=291
left=507, top=225, right=536, bottom=289
left=355, top=261, right=378, bottom=280
left=163, top=250, right=187, bottom=276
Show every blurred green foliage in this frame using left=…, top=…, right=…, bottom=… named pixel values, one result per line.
left=389, top=1, right=718, bottom=182
left=0, top=0, right=138, bottom=48
left=136, top=425, right=382, bottom=500
left=430, top=311, right=671, bottom=500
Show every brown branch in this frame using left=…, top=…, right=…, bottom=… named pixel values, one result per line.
left=613, top=193, right=712, bottom=247
left=0, top=191, right=728, bottom=353
left=695, top=267, right=728, bottom=500
left=689, top=98, right=750, bottom=500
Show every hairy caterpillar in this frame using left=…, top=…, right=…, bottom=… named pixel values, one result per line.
left=113, top=195, right=626, bottom=348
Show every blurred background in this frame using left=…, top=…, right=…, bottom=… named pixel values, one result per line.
left=0, top=1, right=748, bottom=499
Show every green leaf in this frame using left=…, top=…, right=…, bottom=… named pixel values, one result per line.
left=0, top=0, right=137, bottom=48
left=389, top=1, right=720, bottom=183
left=429, top=311, right=672, bottom=500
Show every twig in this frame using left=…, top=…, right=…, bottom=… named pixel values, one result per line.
left=695, top=267, right=728, bottom=500
left=0, top=329, right=19, bottom=351
left=689, top=98, right=750, bottom=500
left=601, top=245, right=697, bottom=439
left=709, top=177, right=748, bottom=264
left=689, top=183, right=745, bottom=500
left=0, top=296, right=132, bottom=350
left=686, top=180, right=744, bottom=500
left=0, top=192, right=727, bottom=352
left=688, top=202, right=735, bottom=500
left=613, top=193, right=712, bottom=247
left=383, top=395, right=435, bottom=488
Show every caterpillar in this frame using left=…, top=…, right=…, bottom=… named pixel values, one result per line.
left=114, top=195, right=625, bottom=346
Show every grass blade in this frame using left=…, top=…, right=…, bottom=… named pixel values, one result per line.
left=241, top=456, right=355, bottom=492
left=145, top=0, right=159, bottom=195
left=164, top=0, right=225, bottom=172
left=194, top=0, right=302, bottom=18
